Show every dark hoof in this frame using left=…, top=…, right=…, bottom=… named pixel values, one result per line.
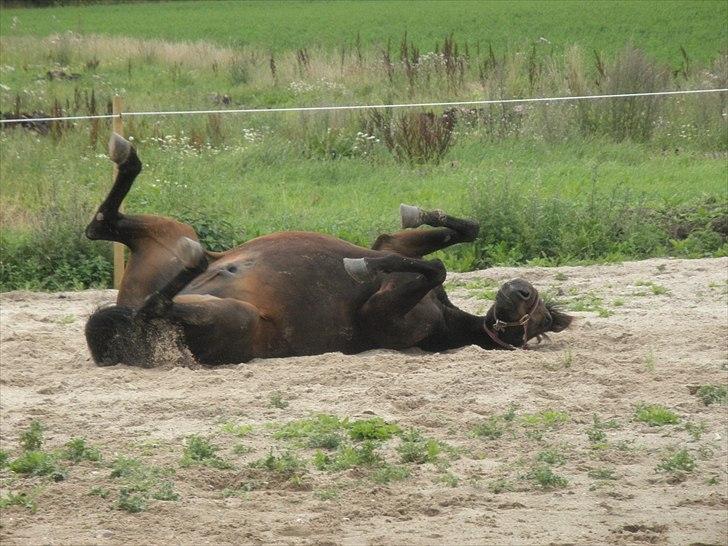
left=400, top=204, right=424, bottom=229
left=108, top=132, right=132, bottom=165
left=343, top=258, right=373, bottom=283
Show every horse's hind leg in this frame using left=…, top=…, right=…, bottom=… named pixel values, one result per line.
left=86, top=133, right=204, bottom=308
left=344, top=254, right=447, bottom=348
left=371, top=204, right=479, bottom=258
left=344, top=254, right=446, bottom=312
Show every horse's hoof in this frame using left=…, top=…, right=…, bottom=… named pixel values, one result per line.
left=108, top=132, right=132, bottom=165
left=400, top=204, right=423, bottom=229
left=175, top=237, right=205, bottom=270
left=343, top=258, right=373, bottom=283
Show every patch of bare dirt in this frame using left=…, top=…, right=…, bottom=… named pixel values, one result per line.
left=0, top=257, right=726, bottom=545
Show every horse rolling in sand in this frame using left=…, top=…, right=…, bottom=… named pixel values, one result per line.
left=84, top=134, right=572, bottom=366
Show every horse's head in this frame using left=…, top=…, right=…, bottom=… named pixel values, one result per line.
left=486, top=278, right=572, bottom=349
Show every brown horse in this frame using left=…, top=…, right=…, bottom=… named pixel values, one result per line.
left=84, top=134, right=572, bottom=366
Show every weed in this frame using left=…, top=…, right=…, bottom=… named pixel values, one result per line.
left=537, top=448, right=566, bottom=466
left=521, top=409, right=570, bottom=429
left=527, top=465, right=569, bottom=489
left=657, top=449, right=696, bottom=473
left=588, top=468, right=618, bottom=480
left=314, top=488, right=339, bottom=500
left=220, top=421, right=253, bottom=437
left=613, top=298, right=625, bottom=307
left=397, top=430, right=441, bottom=464
left=0, top=491, right=37, bottom=512
left=151, top=481, right=180, bottom=501
left=651, top=284, right=670, bottom=295
left=181, top=435, right=232, bottom=469
left=684, top=421, right=707, bottom=441
left=372, top=465, right=411, bottom=484
left=438, top=472, right=460, bottom=487
left=233, top=443, right=253, bottom=455
left=707, top=476, right=719, bottom=486
left=55, top=314, right=76, bottom=325
left=110, top=456, right=142, bottom=478
left=635, top=280, right=671, bottom=295
left=554, top=272, right=568, bottom=281
left=644, top=351, right=656, bottom=372
left=62, top=438, right=102, bottom=462
left=117, top=488, right=146, bottom=513
left=472, top=416, right=504, bottom=440
left=0, top=450, right=8, bottom=468
left=89, top=486, right=110, bottom=498
left=587, top=415, right=620, bottom=446
left=634, top=403, right=679, bottom=426
left=348, top=417, right=400, bottom=441
left=275, top=414, right=347, bottom=449
left=488, top=478, right=514, bottom=494
left=19, top=421, right=43, bottom=451
left=250, top=450, right=307, bottom=481
left=9, top=451, right=66, bottom=481
left=268, top=392, right=289, bottom=409
left=562, top=349, right=573, bottom=368
left=696, top=385, right=728, bottom=406
left=566, top=293, right=612, bottom=317
left=314, top=441, right=383, bottom=471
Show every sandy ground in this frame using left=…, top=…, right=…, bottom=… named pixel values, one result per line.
left=0, top=257, right=726, bottom=546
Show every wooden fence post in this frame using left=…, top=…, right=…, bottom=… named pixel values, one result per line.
left=112, top=96, right=125, bottom=289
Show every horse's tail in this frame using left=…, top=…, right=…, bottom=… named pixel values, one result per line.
left=85, top=305, right=138, bottom=366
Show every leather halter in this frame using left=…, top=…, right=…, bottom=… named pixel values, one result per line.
left=483, top=296, right=542, bottom=350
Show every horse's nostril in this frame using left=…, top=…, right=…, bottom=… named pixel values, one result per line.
left=517, top=289, right=531, bottom=299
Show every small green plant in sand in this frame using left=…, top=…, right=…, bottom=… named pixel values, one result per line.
left=527, top=465, right=568, bottom=489
left=488, top=478, right=515, bottom=494
left=348, top=417, right=401, bottom=441
left=588, top=468, right=618, bottom=480
left=314, top=441, right=383, bottom=471
left=220, top=421, right=254, bottom=437
left=9, top=451, right=66, bottom=481
left=109, top=455, right=180, bottom=511
left=250, top=450, right=308, bottom=487
left=275, top=414, right=347, bottom=449
left=695, top=385, right=727, bottom=406
left=19, top=421, right=44, bottom=451
left=634, top=404, right=679, bottom=426
left=521, top=409, right=570, bottom=429
left=0, top=491, right=38, bottom=512
left=268, top=391, right=289, bottom=409
left=537, top=448, right=566, bottom=466
left=684, top=421, right=707, bottom=441
left=397, top=430, right=442, bottom=464
left=657, top=449, right=696, bottom=474
left=62, top=438, right=102, bottom=462
left=472, top=405, right=518, bottom=440
left=373, top=465, right=411, bottom=484
left=181, top=435, right=232, bottom=469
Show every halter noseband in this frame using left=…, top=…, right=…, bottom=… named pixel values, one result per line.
left=483, top=296, right=542, bottom=350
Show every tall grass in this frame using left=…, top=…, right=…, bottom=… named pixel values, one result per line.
left=0, top=34, right=726, bottom=290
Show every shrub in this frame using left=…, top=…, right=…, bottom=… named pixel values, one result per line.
left=365, top=109, right=455, bottom=164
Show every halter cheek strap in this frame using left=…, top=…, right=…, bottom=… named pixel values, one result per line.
left=483, top=297, right=542, bottom=350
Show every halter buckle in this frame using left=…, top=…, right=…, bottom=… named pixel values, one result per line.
left=493, top=319, right=507, bottom=332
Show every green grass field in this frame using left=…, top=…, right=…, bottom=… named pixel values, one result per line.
left=0, top=0, right=726, bottom=290
left=2, top=0, right=726, bottom=63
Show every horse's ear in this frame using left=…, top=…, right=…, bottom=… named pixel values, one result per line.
left=549, top=308, right=573, bottom=332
